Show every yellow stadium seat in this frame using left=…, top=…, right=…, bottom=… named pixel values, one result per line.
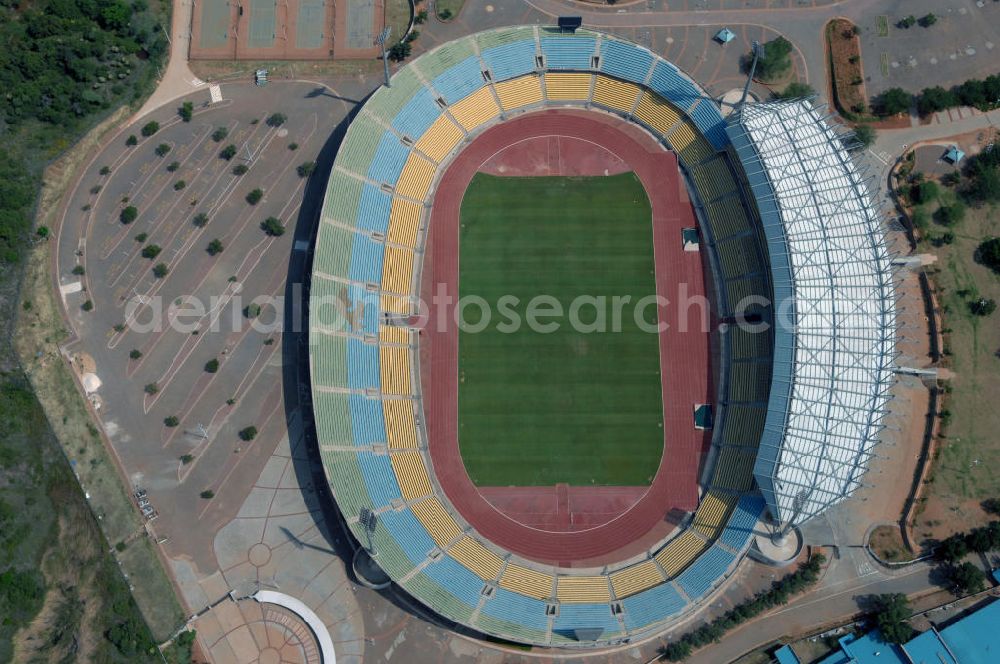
left=412, top=497, right=463, bottom=547
left=383, top=398, right=418, bottom=449
left=382, top=245, right=414, bottom=295
left=610, top=560, right=664, bottom=599
left=450, top=536, right=504, bottom=581
left=556, top=575, right=612, bottom=603
left=389, top=450, right=432, bottom=500
left=415, top=114, right=465, bottom=163
left=396, top=153, right=437, bottom=201
left=378, top=345, right=411, bottom=396
left=388, top=198, right=422, bottom=248
left=380, top=293, right=410, bottom=316
left=449, top=87, right=501, bottom=132
left=543, top=72, right=592, bottom=101
left=494, top=75, right=543, bottom=111
left=634, top=91, right=681, bottom=137
left=379, top=324, right=410, bottom=345
left=692, top=491, right=737, bottom=540
left=655, top=531, right=709, bottom=577
left=669, top=120, right=714, bottom=167
left=593, top=75, right=641, bottom=112
left=499, top=564, right=553, bottom=600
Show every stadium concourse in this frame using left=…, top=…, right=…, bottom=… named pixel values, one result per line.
left=306, top=26, right=895, bottom=647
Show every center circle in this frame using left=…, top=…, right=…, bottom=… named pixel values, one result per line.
left=258, top=647, right=281, bottom=664
left=249, top=542, right=272, bottom=567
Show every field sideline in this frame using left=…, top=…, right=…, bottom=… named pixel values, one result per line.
left=457, top=173, right=664, bottom=487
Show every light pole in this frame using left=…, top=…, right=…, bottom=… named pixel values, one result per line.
left=376, top=27, right=392, bottom=88
left=739, top=41, right=764, bottom=110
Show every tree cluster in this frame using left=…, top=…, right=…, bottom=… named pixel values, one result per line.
left=662, top=555, right=826, bottom=661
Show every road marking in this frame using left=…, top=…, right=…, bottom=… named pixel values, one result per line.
left=868, top=149, right=888, bottom=166
left=209, top=84, right=223, bottom=104
left=876, top=16, right=889, bottom=37
left=880, top=53, right=890, bottom=77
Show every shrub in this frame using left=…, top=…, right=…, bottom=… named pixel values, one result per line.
left=772, top=81, right=815, bottom=100
left=261, top=217, right=285, bottom=236
left=113, top=323, right=125, bottom=332
left=72, top=265, right=85, bottom=275
left=219, top=144, right=237, bottom=160
left=200, top=490, right=214, bottom=499
left=919, top=13, right=937, bottom=27
left=912, top=181, right=939, bottom=204
left=415, top=9, right=427, bottom=23
left=232, top=163, right=248, bottom=176
left=751, top=36, right=793, bottom=81
left=164, top=416, right=180, bottom=427
left=935, top=202, right=965, bottom=226
left=180, top=454, right=194, bottom=464
left=141, top=244, right=161, bottom=259
left=969, top=298, right=997, bottom=317
left=166, top=161, right=180, bottom=172
left=898, top=15, right=916, bottom=29
left=978, top=237, right=1000, bottom=273
left=244, top=303, right=261, bottom=318
left=211, top=127, right=229, bottom=142
left=126, top=134, right=138, bottom=146
left=853, top=124, right=876, bottom=148
left=918, top=86, right=958, bottom=116
left=152, top=263, right=169, bottom=278
left=129, top=349, right=142, bottom=360
left=141, top=120, right=159, bottom=137
left=36, top=225, right=49, bottom=238
left=438, top=8, right=453, bottom=20
left=99, top=165, right=111, bottom=176
left=246, top=188, right=263, bottom=205
left=179, top=101, right=194, bottom=122
left=239, top=426, right=258, bottom=441
left=937, top=533, right=968, bottom=562
left=90, top=185, right=102, bottom=194
left=204, top=358, right=219, bottom=373
left=876, top=88, right=912, bottom=116
left=266, top=113, right=286, bottom=127
left=192, top=212, right=209, bottom=228
left=297, top=161, right=316, bottom=178
left=206, top=239, right=223, bottom=256
left=983, top=498, right=1000, bottom=515
left=288, top=142, right=298, bottom=151
left=144, top=383, right=159, bottom=394
left=389, top=40, right=412, bottom=62
left=155, top=143, right=171, bottom=157
left=173, top=180, right=186, bottom=191
left=949, top=561, right=986, bottom=594
left=120, top=206, right=138, bottom=224
left=871, top=593, right=913, bottom=644
left=81, top=299, right=94, bottom=311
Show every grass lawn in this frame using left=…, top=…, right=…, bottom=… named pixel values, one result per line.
left=457, top=173, right=664, bottom=487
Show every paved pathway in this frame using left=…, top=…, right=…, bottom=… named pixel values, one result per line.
left=132, top=0, right=205, bottom=123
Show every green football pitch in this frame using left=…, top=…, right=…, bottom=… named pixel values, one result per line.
left=457, top=173, right=664, bottom=487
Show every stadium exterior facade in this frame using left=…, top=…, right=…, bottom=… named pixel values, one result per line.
left=306, top=27, right=897, bottom=646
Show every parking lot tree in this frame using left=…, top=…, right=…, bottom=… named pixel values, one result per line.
left=212, top=127, right=229, bottom=142
left=141, top=121, right=159, bottom=137
left=141, top=244, right=161, bottom=259
left=155, top=143, right=171, bottom=157
left=119, top=206, right=138, bottom=224
left=152, top=263, right=169, bottom=278
left=219, top=144, right=237, bottom=160
left=297, top=161, right=316, bottom=177
left=239, top=426, right=258, bottom=441
left=266, top=113, right=286, bottom=127
left=246, top=188, right=263, bottom=205
left=261, top=217, right=285, bottom=236
left=206, top=239, right=223, bottom=256
left=179, top=101, right=194, bottom=122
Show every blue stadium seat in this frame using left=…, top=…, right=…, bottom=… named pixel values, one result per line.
left=481, top=40, right=537, bottom=81
left=391, top=87, right=442, bottom=139
left=349, top=394, right=385, bottom=447
left=540, top=36, right=595, bottom=70
left=346, top=337, right=379, bottom=390
left=355, top=451, right=402, bottom=508
left=719, top=495, right=765, bottom=551
left=649, top=60, right=701, bottom=110
left=347, top=233, right=384, bottom=284
left=346, top=284, right=379, bottom=336
left=380, top=508, right=437, bottom=564
left=367, top=131, right=410, bottom=185
left=676, top=545, right=736, bottom=600
left=553, top=603, right=621, bottom=637
left=481, top=588, right=550, bottom=631
left=356, top=183, right=392, bottom=235
left=599, top=39, right=654, bottom=84
left=432, top=55, right=485, bottom=105
left=423, top=555, right=486, bottom=607
left=621, top=582, right=687, bottom=631
left=688, top=99, right=728, bottom=150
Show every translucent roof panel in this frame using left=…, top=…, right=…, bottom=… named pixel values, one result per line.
left=725, top=100, right=896, bottom=525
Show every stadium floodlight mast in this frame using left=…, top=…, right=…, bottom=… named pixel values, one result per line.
left=358, top=507, right=377, bottom=554
left=376, top=26, right=392, bottom=88
left=738, top=40, right=764, bottom=109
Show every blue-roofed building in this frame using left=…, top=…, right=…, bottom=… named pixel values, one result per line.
left=944, top=145, right=965, bottom=164
left=812, top=599, right=1000, bottom=664
left=773, top=644, right=800, bottom=664
left=715, top=28, right=736, bottom=44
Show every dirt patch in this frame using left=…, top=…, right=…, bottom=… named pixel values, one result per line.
left=869, top=524, right=918, bottom=562
left=826, top=19, right=867, bottom=117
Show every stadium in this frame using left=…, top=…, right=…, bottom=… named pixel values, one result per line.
left=306, top=26, right=896, bottom=647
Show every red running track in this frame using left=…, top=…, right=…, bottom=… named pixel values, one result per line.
left=420, top=109, right=713, bottom=566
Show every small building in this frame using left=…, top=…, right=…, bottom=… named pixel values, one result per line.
left=808, top=599, right=1000, bottom=664
left=944, top=145, right=965, bottom=164
left=715, top=28, right=736, bottom=45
